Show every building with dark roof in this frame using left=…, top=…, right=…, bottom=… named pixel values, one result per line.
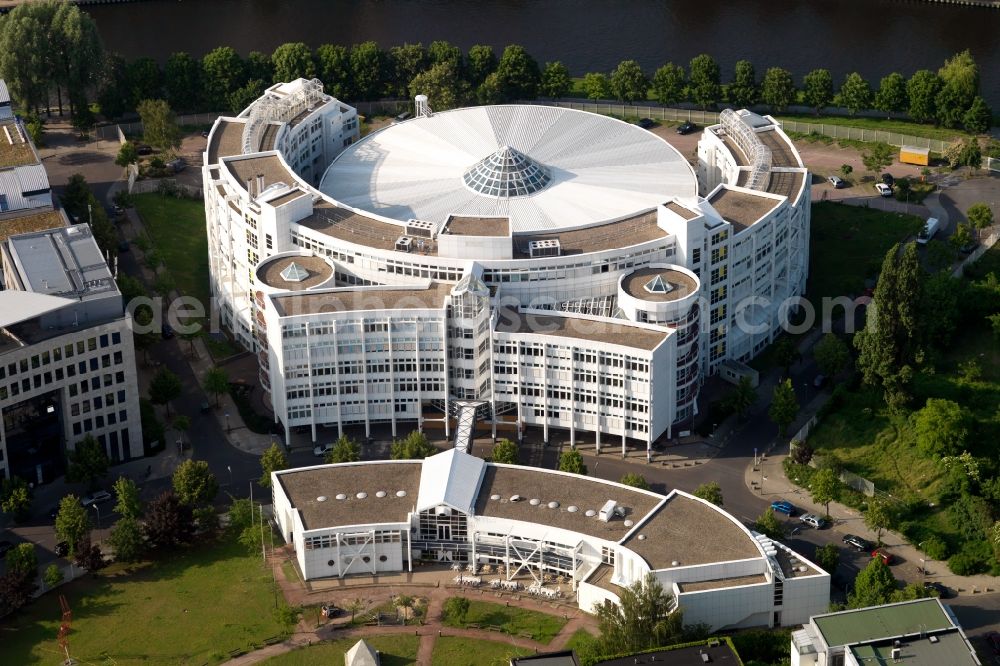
left=272, top=448, right=829, bottom=632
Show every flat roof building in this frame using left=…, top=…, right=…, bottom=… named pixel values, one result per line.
left=272, top=448, right=829, bottom=633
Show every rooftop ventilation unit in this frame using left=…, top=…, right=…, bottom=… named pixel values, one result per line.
left=528, top=239, right=560, bottom=258
left=599, top=500, right=618, bottom=522
left=406, top=219, right=436, bottom=238
left=395, top=236, right=413, bottom=252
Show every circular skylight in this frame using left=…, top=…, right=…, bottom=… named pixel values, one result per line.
left=462, top=146, right=551, bottom=198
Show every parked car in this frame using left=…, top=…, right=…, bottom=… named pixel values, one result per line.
left=394, top=111, right=412, bottom=123
left=55, top=541, right=70, bottom=557
left=871, top=548, right=894, bottom=565
left=923, top=581, right=953, bottom=598
left=800, top=513, right=827, bottom=529
left=813, top=374, right=828, bottom=388
left=161, top=323, right=175, bottom=339
left=827, top=175, right=846, bottom=189
left=881, top=173, right=895, bottom=187
left=135, top=143, right=153, bottom=156
left=636, top=118, right=655, bottom=129
left=874, top=183, right=893, bottom=197
left=676, top=121, right=697, bottom=135
left=842, top=534, right=870, bottom=551
left=82, top=490, right=112, bottom=507
left=201, top=130, right=210, bottom=138
left=321, top=604, right=343, bottom=618
left=959, top=239, right=978, bottom=255
left=313, top=442, right=334, bottom=457
left=770, top=500, right=797, bottom=516
left=0, top=540, right=13, bottom=557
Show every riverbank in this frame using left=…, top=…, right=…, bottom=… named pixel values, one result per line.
left=0, top=0, right=145, bottom=10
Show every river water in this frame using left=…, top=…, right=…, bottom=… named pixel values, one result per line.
left=87, top=0, right=1000, bottom=107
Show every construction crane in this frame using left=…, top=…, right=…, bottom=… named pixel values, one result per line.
left=57, top=594, right=75, bottom=665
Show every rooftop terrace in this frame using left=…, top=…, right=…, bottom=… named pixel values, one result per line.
left=444, top=215, right=510, bottom=237
left=270, top=282, right=452, bottom=317
left=513, top=210, right=666, bottom=258
left=708, top=188, right=781, bottom=233
left=0, top=119, right=37, bottom=169
left=813, top=598, right=954, bottom=648
left=207, top=119, right=245, bottom=164
left=496, top=310, right=668, bottom=351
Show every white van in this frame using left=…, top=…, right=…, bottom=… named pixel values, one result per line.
left=917, top=217, right=939, bottom=245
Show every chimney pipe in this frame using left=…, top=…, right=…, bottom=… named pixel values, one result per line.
left=256, top=173, right=265, bottom=194
left=246, top=178, right=254, bottom=198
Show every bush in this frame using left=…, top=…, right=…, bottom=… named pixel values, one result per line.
left=921, top=536, right=950, bottom=561
left=947, top=540, right=993, bottom=575
left=150, top=156, right=165, bottom=169
left=790, top=441, right=814, bottom=465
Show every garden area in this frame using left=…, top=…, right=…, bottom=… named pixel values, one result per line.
left=441, top=598, right=567, bottom=643
left=432, top=636, right=532, bottom=666
left=132, top=192, right=210, bottom=309
left=262, top=635, right=420, bottom=665
left=0, top=540, right=293, bottom=665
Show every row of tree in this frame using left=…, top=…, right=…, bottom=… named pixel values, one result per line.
left=0, top=2, right=991, bottom=132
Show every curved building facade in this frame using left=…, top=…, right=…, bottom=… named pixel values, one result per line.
left=202, top=80, right=810, bottom=454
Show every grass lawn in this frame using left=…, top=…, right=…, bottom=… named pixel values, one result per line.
left=807, top=201, right=924, bottom=302
left=0, top=540, right=288, bottom=665
left=443, top=599, right=567, bottom=643
left=775, top=113, right=969, bottom=143
left=432, top=636, right=532, bottom=666
left=564, top=627, right=598, bottom=652
left=261, top=635, right=420, bottom=665
left=133, top=193, right=210, bottom=311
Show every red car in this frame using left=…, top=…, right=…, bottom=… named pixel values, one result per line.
left=871, top=548, right=893, bottom=565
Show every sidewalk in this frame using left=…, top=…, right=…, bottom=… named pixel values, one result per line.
left=110, top=183, right=273, bottom=457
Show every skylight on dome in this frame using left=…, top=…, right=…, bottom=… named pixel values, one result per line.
left=280, top=261, right=310, bottom=282
left=462, top=146, right=551, bottom=198
left=644, top=274, right=674, bottom=294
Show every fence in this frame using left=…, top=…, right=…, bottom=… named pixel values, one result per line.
left=96, top=111, right=223, bottom=141
left=952, top=224, right=1000, bottom=277
left=777, top=119, right=952, bottom=153
left=987, top=156, right=999, bottom=173
left=789, top=416, right=819, bottom=445
left=129, top=177, right=203, bottom=198
left=526, top=99, right=721, bottom=125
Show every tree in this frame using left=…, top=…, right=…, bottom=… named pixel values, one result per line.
left=495, top=44, right=541, bottom=100
left=849, top=558, right=896, bottom=608
left=5, top=542, right=37, bottom=579
left=132, top=305, right=159, bottom=365
left=67, top=434, right=109, bottom=490
left=112, top=476, right=143, bottom=520
left=228, top=78, right=267, bottom=114
left=314, top=44, right=351, bottom=99
left=725, top=376, right=758, bottom=419
left=936, top=49, right=979, bottom=128
left=950, top=223, right=973, bottom=252
left=839, top=164, right=854, bottom=180
left=963, top=96, right=992, bottom=134
left=540, top=61, right=572, bottom=99
left=906, top=69, right=942, bottom=123
left=43, top=564, right=63, bottom=590
left=760, top=67, right=795, bottom=112
left=490, top=438, right=519, bottom=465
left=465, top=45, right=497, bottom=88
left=428, top=40, right=461, bottom=70
left=802, top=69, right=834, bottom=114
left=55, top=495, right=91, bottom=556
left=754, top=508, right=784, bottom=540
left=172, top=459, right=218, bottom=507
left=873, top=72, right=908, bottom=117
left=864, top=497, right=895, bottom=545
left=163, top=52, right=202, bottom=112
left=349, top=41, right=386, bottom=100
left=259, top=442, right=288, bottom=488
left=60, top=172, right=92, bottom=222
left=920, top=272, right=962, bottom=348
left=727, top=60, right=757, bottom=109
left=814, top=333, right=850, bottom=377
left=476, top=71, right=503, bottom=105
left=861, top=141, right=895, bottom=178
left=1, top=477, right=31, bottom=522
left=688, top=54, right=721, bottom=109
left=558, top=450, right=587, bottom=475
left=966, top=202, right=994, bottom=230
left=50, top=2, right=100, bottom=114
left=620, top=473, right=651, bottom=491
left=0, top=1, right=56, bottom=111
left=115, top=141, right=138, bottom=168
left=693, top=482, right=724, bottom=506
left=271, top=42, right=315, bottom=83
left=773, top=337, right=802, bottom=377
left=390, top=430, right=436, bottom=459
left=814, top=543, right=839, bottom=574
left=0, top=568, right=37, bottom=615
left=325, top=435, right=361, bottom=463
left=97, top=52, right=130, bottom=119
left=651, top=63, right=685, bottom=106
left=594, top=574, right=683, bottom=655
left=837, top=72, right=871, bottom=115
left=609, top=60, right=648, bottom=104
left=582, top=72, right=611, bottom=101
left=71, top=96, right=94, bottom=136
left=126, top=56, right=162, bottom=109
left=137, top=98, right=181, bottom=151
left=387, top=43, right=428, bottom=97
left=203, top=367, right=229, bottom=407
left=144, top=491, right=193, bottom=548
left=202, top=46, right=245, bottom=110
left=769, top=378, right=799, bottom=436
left=149, top=367, right=182, bottom=416
left=227, top=497, right=255, bottom=536
left=108, top=516, right=144, bottom=563
left=245, top=50, right=274, bottom=85
left=855, top=243, right=922, bottom=410
left=443, top=596, right=470, bottom=624
left=408, top=61, right=469, bottom=111
left=810, top=468, right=838, bottom=518
left=914, top=399, right=969, bottom=458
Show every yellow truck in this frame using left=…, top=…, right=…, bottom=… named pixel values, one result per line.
left=900, top=145, right=930, bottom=166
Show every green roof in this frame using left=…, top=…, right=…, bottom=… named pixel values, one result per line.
left=850, top=630, right=978, bottom=666
left=814, top=599, right=953, bottom=648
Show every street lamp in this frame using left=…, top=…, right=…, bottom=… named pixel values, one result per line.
left=760, top=475, right=767, bottom=496
left=227, top=465, right=233, bottom=487
left=594, top=461, right=599, bottom=479
left=92, top=504, right=102, bottom=531
left=225, top=411, right=231, bottom=433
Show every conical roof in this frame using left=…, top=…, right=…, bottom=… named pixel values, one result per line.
left=279, top=261, right=310, bottom=283
left=644, top=274, right=674, bottom=294
left=462, top=146, right=551, bottom=198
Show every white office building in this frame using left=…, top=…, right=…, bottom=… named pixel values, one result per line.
left=272, top=449, right=830, bottom=632
left=0, top=224, right=143, bottom=482
left=203, top=81, right=810, bottom=453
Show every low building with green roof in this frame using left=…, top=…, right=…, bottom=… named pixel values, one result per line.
left=790, top=597, right=980, bottom=666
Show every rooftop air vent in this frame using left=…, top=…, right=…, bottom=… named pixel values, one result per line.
left=567, top=505, right=579, bottom=513
left=529, top=498, right=541, bottom=506
left=490, top=494, right=501, bottom=501
left=395, top=236, right=413, bottom=252
left=623, top=520, right=634, bottom=528
left=510, top=495, right=522, bottom=502
left=396, top=490, right=407, bottom=498
left=356, top=492, right=368, bottom=499
left=316, top=496, right=327, bottom=502
left=585, top=509, right=597, bottom=517
left=335, top=493, right=347, bottom=500
left=375, top=491, right=387, bottom=498
left=528, top=238, right=560, bottom=258
left=548, top=501, right=559, bottom=509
